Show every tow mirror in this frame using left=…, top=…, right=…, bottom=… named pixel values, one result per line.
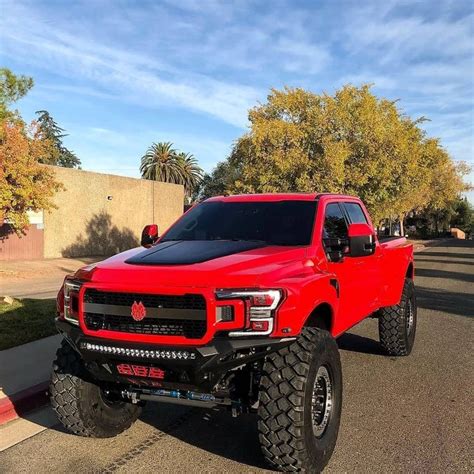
left=348, top=223, right=376, bottom=257
left=141, top=224, right=159, bottom=248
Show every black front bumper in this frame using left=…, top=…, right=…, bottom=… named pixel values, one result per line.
left=56, top=319, right=294, bottom=392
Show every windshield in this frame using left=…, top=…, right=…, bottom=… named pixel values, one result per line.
left=162, top=200, right=317, bottom=246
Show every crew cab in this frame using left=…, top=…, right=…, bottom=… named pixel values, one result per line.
left=51, top=193, right=416, bottom=472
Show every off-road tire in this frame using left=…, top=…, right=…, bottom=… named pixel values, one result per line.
left=378, top=278, right=417, bottom=356
left=258, top=327, right=342, bottom=473
left=50, top=340, right=141, bottom=437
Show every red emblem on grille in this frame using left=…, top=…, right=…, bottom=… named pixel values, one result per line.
left=131, top=301, right=146, bottom=321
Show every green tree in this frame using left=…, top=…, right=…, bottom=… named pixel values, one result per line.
left=194, top=160, right=239, bottom=201
left=35, top=110, right=81, bottom=168
left=140, top=142, right=182, bottom=182
left=140, top=142, right=203, bottom=200
left=0, top=68, right=33, bottom=122
left=218, top=85, right=469, bottom=227
left=450, top=197, right=473, bottom=234
left=192, top=139, right=248, bottom=201
left=176, top=152, right=203, bottom=202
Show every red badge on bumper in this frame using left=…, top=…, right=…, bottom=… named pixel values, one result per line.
left=116, top=363, right=165, bottom=380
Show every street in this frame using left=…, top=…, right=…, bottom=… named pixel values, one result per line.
left=0, top=240, right=473, bottom=472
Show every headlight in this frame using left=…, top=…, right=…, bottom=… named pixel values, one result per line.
left=215, top=289, right=283, bottom=336
left=63, top=278, right=82, bottom=326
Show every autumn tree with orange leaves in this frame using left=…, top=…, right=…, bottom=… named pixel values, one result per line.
left=0, top=68, right=62, bottom=232
left=0, top=122, right=62, bottom=231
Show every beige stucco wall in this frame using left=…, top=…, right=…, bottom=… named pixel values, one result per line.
left=43, top=166, right=184, bottom=258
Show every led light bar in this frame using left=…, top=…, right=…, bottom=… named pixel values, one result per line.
left=80, top=342, right=196, bottom=360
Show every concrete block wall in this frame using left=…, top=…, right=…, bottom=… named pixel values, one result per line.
left=43, top=166, right=184, bottom=258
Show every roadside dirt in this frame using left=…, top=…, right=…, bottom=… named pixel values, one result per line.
left=0, top=257, right=100, bottom=282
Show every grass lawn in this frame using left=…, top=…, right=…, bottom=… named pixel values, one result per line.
left=0, top=298, right=57, bottom=351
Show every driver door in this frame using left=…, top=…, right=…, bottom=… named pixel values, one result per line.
left=322, top=202, right=375, bottom=333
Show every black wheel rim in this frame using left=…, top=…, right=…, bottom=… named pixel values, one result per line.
left=311, top=365, right=333, bottom=438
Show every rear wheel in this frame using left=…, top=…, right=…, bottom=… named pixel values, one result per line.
left=50, top=340, right=141, bottom=437
left=258, top=327, right=342, bottom=472
left=378, top=278, right=417, bottom=356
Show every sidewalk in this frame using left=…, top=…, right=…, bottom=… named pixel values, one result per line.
left=0, top=335, right=61, bottom=425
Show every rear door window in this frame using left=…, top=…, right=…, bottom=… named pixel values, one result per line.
left=343, top=202, right=368, bottom=224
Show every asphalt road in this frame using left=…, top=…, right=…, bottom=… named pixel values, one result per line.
left=1, top=240, right=473, bottom=473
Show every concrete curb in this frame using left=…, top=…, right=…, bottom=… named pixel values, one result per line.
left=0, top=381, right=50, bottom=426
left=0, top=334, right=60, bottom=427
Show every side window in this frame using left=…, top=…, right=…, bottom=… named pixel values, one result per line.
left=323, top=203, right=348, bottom=240
left=343, top=202, right=368, bottom=224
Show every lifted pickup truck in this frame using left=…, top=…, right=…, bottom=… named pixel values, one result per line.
left=51, top=193, right=416, bottom=472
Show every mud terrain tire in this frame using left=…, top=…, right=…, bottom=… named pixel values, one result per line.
left=378, top=278, right=417, bottom=356
left=50, top=340, right=141, bottom=437
left=258, top=327, right=342, bottom=472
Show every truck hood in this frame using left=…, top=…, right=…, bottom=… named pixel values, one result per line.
left=77, top=241, right=311, bottom=289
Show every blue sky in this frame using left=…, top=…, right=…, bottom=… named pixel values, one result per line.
left=1, top=0, right=473, bottom=200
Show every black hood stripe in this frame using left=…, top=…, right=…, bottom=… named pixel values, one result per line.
left=125, top=240, right=268, bottom=266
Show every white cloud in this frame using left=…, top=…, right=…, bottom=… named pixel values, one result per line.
left=0, top=2, right=261, bottom=128
left=0, top=0, right=472, bottom=186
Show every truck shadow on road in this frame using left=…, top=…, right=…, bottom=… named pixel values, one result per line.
left=141, top=407, right=269, bottom=470
left=417, top=286, right=473, bottom=318
left=415, top=268, right=474, bottom=283
left=420, top=251, right=474, bottom=260
left=337, top=332, right=385, bottom=355
left=414, top=258, right=474, bottom=267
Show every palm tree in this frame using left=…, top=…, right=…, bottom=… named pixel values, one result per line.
left=140, top=142, right=182, bottom=183
left=176, top=152, right=204, bottom=201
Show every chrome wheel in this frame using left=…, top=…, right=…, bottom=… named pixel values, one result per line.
left=311, top=365, right=333, bottom=437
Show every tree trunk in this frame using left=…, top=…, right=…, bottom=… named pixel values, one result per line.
left=399, top=215, right=405, bottom=237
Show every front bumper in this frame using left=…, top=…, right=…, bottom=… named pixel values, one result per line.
left=56, top=319, right=295, bottom=393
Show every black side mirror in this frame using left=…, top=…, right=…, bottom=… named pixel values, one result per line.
left=141, top=224, right=159, bottom=248
left=348, top=223, right=376, bottom=257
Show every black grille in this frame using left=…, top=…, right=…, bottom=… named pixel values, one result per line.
left=84, top=289, right=206, bottom=310
left=83, top=289, right=207, bottom=339
left=84, top=313, right=207, bottom=339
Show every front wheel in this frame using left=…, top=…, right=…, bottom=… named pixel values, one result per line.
left=258, top=327, right=342, bottom=472
left=378, top=278, right=417, bottom=356
left=50, top=340, right=141, bottom=438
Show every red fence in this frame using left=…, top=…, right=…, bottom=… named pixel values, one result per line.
left=0, top=224, right=44, bottom=261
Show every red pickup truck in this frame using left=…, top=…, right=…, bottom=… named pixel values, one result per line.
left=51, top=193, right=416, bottom=472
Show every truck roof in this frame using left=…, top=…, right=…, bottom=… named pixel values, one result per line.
left=205, top=193, right=358, bottom=202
